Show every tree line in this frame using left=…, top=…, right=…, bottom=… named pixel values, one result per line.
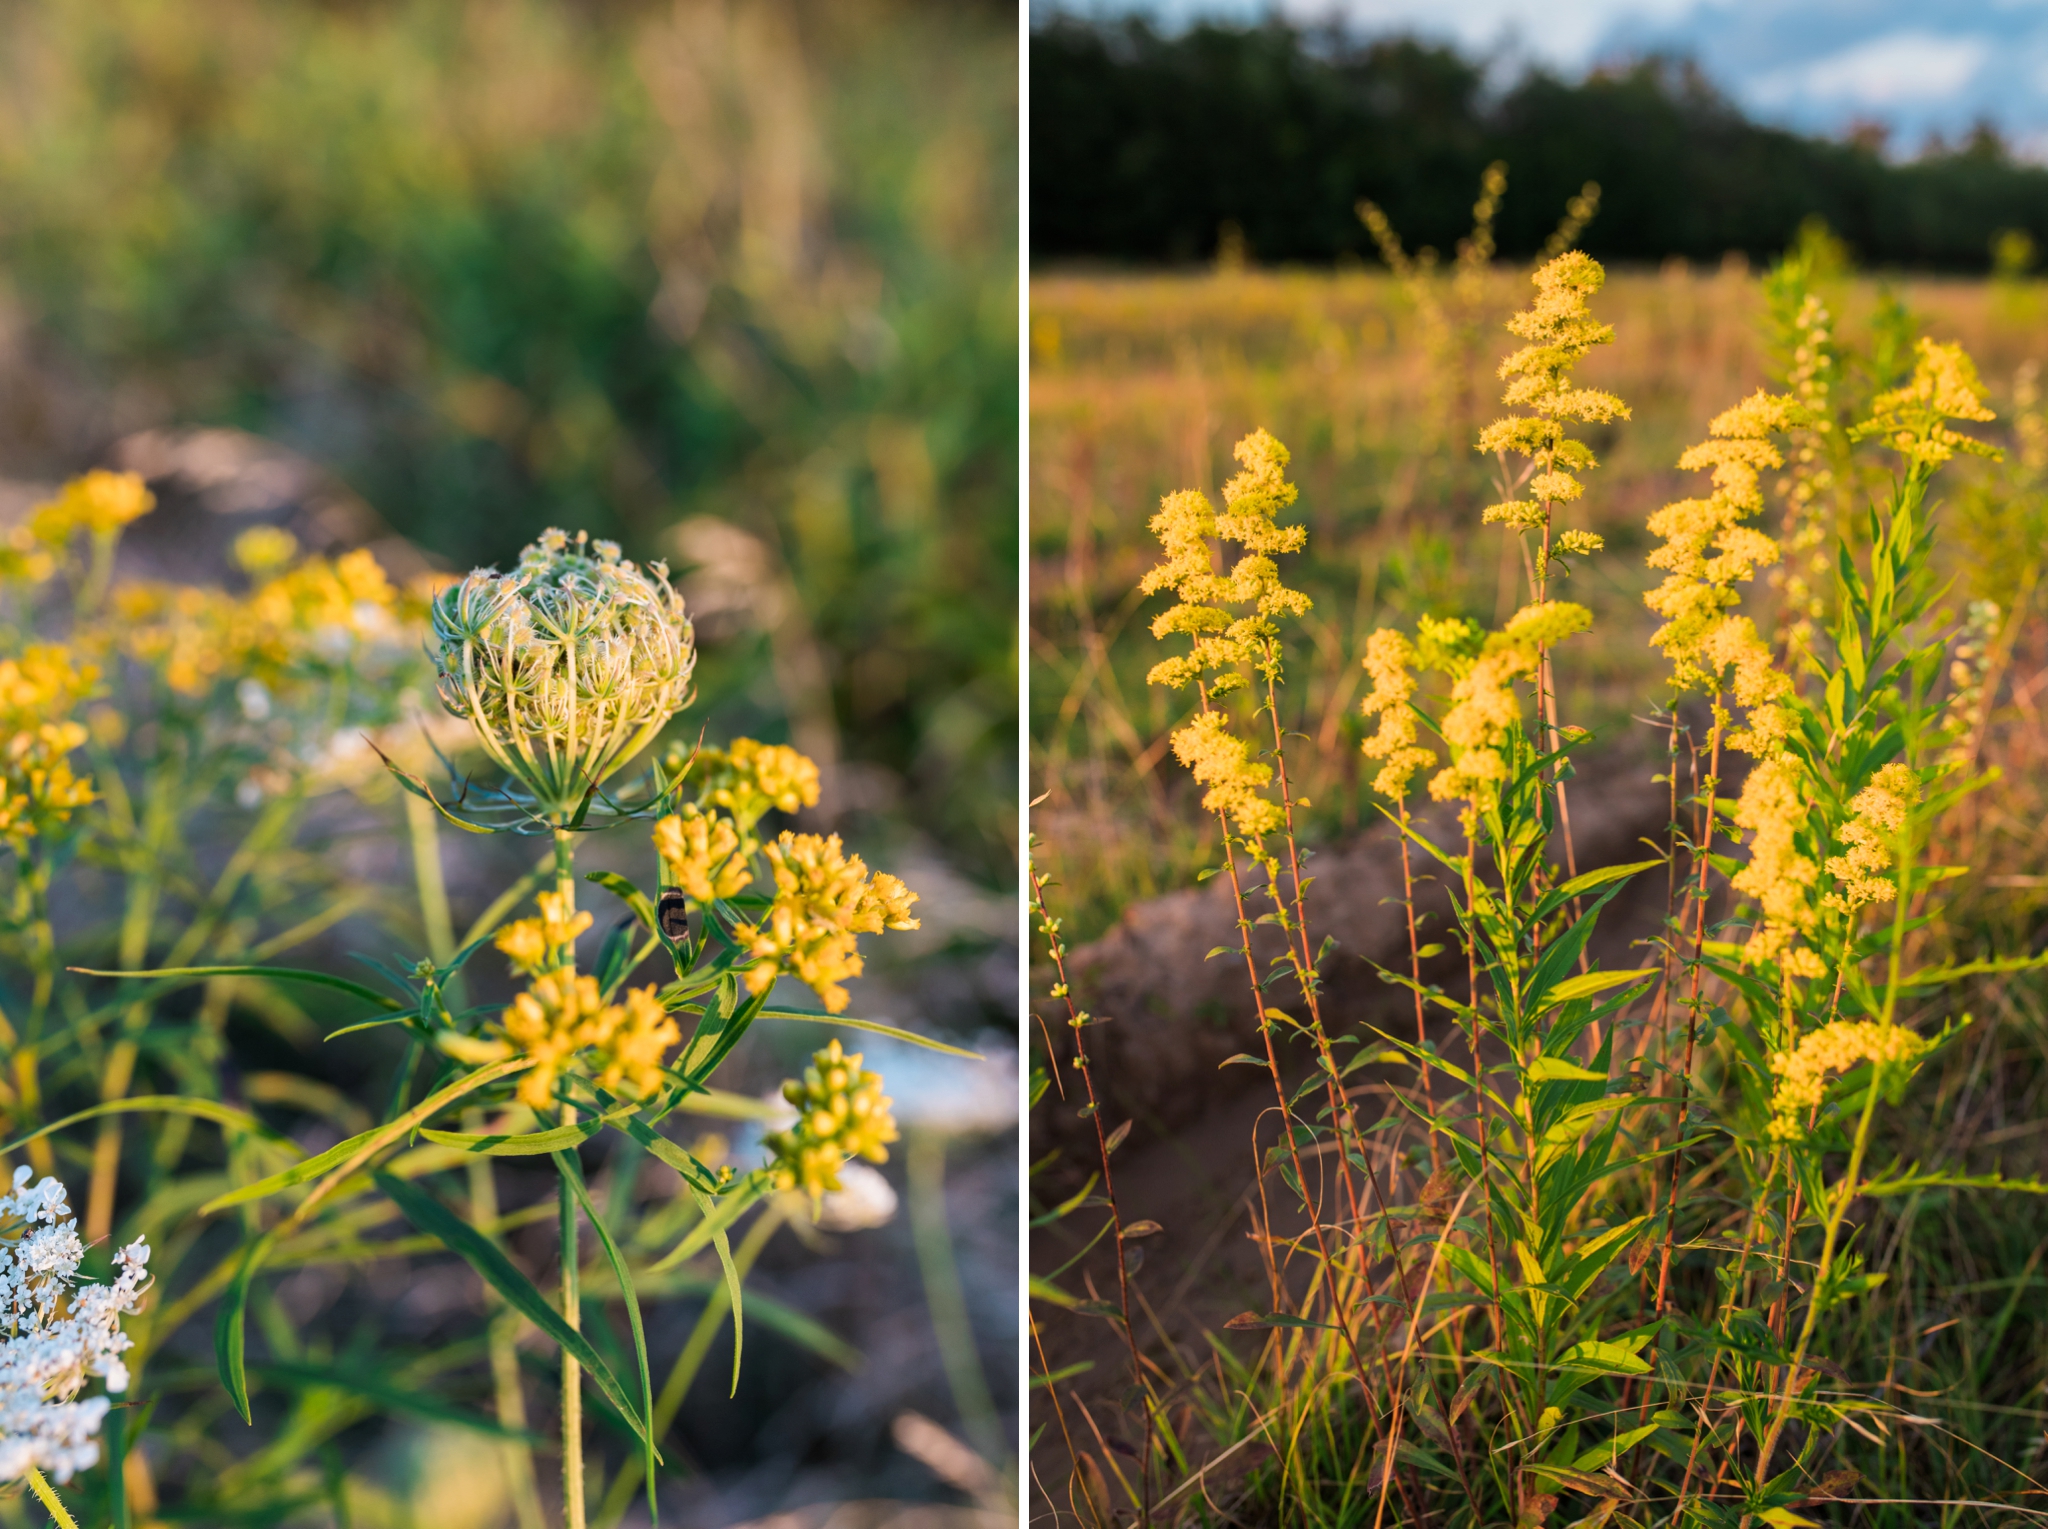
left=1032, top=15, right=2048, bottom=270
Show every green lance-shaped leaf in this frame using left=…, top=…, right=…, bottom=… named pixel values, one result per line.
left=554, top=1151, right=660, bottom=1520
left=251, top=1361, right=545, bottom=1441
left=214, top=1231, right=275, bottom=1424
left=0, top=1096, right=294, bottom=1158
left=696, top=1185, right=747, bottom=1397
left=69, top=964, right=408, bottom=1012
left=374, top=1171, right=654, bottom=1453
left=754, top=1008, right=983, bottom=1058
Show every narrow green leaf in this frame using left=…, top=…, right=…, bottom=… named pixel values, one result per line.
left=1546, top=968, right=1659, bottom=1006
left=1547, top=858, right=1663, bottom=907
left=556, top=1153, right=661, bottom=1519
left=204, top=1056, right=531, bottom=1214
left=251, top=1361, right=545, bottom=1441
left=1525, top=1056, right=1609, bottom=1084
left=69, top=964, right=407, bottom=1011
left=374, top=1171, right=650, bottom=1448
left=755, top=1009, right=981, bottom=1058
left=0, top=1096, right=292, bottom=1158
left=214, top=1232, right=275, bottom=1424
left=694, top=1187, right=746, bottom=1395
left=586, top=870, right=660, bottom=937
left=420, top=1116, right=614, bottom=1156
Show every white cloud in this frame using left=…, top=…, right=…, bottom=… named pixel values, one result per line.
left=1752, top=30, right=1990, bottom=107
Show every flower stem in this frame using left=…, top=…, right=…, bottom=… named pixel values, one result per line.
left=26, top=1467, right=80, bottom=1529
left=551, top=822, right=585, bottom=1529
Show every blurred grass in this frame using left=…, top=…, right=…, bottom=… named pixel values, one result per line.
left=1029, top=263, right=2048, bottom=940
left=0, top=0, right=1017, bottom=881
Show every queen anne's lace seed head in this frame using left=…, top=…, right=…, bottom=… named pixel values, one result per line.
left=0, top=1169, right=151, bottom=1485
left=432, top=529, right=696, bottom=815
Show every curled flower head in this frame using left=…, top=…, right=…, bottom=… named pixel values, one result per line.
left=432, top=529, right=695, bottom=815
left=1478, top=252, right=1630, bottom=528
left=654, top=806, right=752, bottom=903
left=1359, top=628, right=1435, bottom=800
left=1142, top=430, right=1310, bottom=691
left=499, top=972, right=678, bottom=1110
left=764, top=1039, right=899, bottom=1204
left=494, top=889, right=594, bottom=976
left=1823, top=762, right=1920, bottom=912
left=0, top=1169, right=151, bottom=1485
left=733, top=833, right=920, bottom=1013
left=1851, top=338, right=2000, bottom=470
left=1768, top=1021, right=1931, bottom=1140
left=690, top=738, right=820, bottom=833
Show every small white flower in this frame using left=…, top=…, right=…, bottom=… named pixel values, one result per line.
left=0, top=1174, right=152, bottom=1484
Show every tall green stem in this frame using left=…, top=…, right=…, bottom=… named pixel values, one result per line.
left=1753, top=1079, right=1881, bottom=1489
left=27, top=1467, right=80, bottom=1529
left=552, top=824, right=585, bottom=1529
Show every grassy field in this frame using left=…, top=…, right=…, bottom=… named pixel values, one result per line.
left=1029, top=263, right=2046, bottom=941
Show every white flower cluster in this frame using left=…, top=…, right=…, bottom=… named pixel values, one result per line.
left=0, top=1169, right=151, bottom=1484
left=430, top=528, right=697, bottom=814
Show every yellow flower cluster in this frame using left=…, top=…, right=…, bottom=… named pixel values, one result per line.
left=1730, top=755, right=1823, bottom=976
left=114, top=545, right=414, bottom=699
left=1170, top=709, right=1282, bottom=839
left=1478, top=252, right=1630, bottom=531
left=733, top=832, right=919, bottom=1013
left=653, top=806, right=751, bottom=903
left=1823, top=762, right=1919, bottom=912
left=1850, top=338, right=2000, bottom=470
left=1359, top=628, right=1434, bottom=800
left=493, top=888, right=594, bottom=976
left=1769, top=292, right=1838, bottom=629
left=764, top=1039, right=899, bottom=1203
left=0, top=645, right=99, bottom=849
left=501, top=973, right=679, bottom=1110
left=27, top=470, right=155, bottom=545
left=1142, top=430, right=1310, bottom=692
left=1767, top=1020, right=1930, bottom=1141
left=1427, top=602, right=1591, bottom=808
left=692, top=738, right=821, bottom=831
left=1644, top=391, right=1807, bottom=691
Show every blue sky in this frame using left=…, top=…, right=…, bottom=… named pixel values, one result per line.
left=1042, top=0, right=2048, bottom=158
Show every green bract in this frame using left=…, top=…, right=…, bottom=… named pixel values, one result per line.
left=431, top=529, right=696, bottom=817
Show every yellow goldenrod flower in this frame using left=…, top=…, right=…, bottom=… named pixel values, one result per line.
left=499, top=971, right=678, bottom=1110
left=1170, top=709, right=1283, bottom=838
left=1478, top=252, right=1629, bottom=529
left=1823, top=762, right=1919, bottom=912
left=1729, top=754, right=1822, bottom=975
left=1850, top=337, right=2000, bottom=470
left=1426, top=602, right=1590, bottom=808
left=733, top=832, right=920, bottom=1013
left=690, top=738, right=821, bottom=832
left=28, top=471, right=154, bottom=546
left=1142, top=430, right=1310, bottom=692
left=231, top=526, right=300, bottom=579
left=653, top=806, right=752, bottom=902
left=764, top=1039, right=899, bottom=1203
left=432, top=529, right=695, bottom=815
left=0, top=645, right=100, bottom=849
left=493, top=889, right=593, bottom=976
left=1767, top=1020, right=1930, bottom=1140
left=1359, top=628, right=1435, bottom=799
left=1644, top=390, right=1808, bottom=693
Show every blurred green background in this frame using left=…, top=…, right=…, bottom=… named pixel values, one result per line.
left=0, top=0, right=1018, bottom=884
